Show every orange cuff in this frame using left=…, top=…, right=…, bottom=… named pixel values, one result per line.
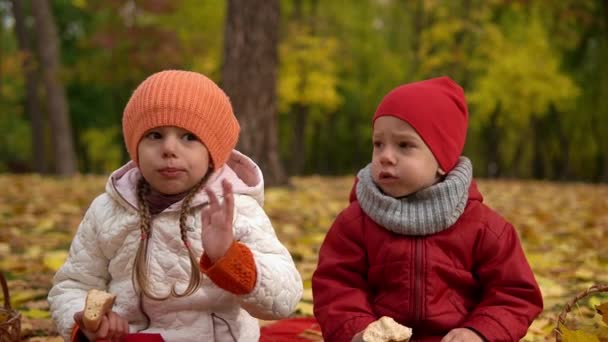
left=200, top=241, right=257, bottom=295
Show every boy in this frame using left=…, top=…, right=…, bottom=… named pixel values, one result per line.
left=312, top=77, right=543, bottom=342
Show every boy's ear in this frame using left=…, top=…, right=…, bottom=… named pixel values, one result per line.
left=437, top=168, right=446, bottom=176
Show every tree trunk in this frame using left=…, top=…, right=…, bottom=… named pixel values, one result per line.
left=453, top=0, right=472, bottom=88
left=287, top=0, right=313, bottom=176
left=600, top=0, right=608, bottom=182
left=290, top=104, right=307, bottom=175
left=406, top=0, right=424, bottom=81
left=31, top=0, right=77, bottom=176
left=10, top=0, right=48, bottom=174
left=531, top=116, right=545, bottom=179
left=485, top=104, right=502, bottom=178
left=222, top=0, right=285, bottom=186
left=311, top=119, right=324, bottom=174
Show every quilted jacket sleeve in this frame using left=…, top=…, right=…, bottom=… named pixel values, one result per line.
left=47, top=195, right=112, bottom=341
left=230, top=195, right=303, bottom=320
left=462, top=219, right=543, bottom=341
left=312, top=208, right=377, bottom=342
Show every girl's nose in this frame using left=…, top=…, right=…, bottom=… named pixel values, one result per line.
left=161, top=136, right=178, bottom=157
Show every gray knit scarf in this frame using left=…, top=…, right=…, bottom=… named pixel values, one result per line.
left=356, top=157, right=473, bottom=236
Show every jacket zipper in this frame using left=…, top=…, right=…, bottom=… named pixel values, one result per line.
left=413, top=238, right=423, bottom=325
left=211, top=313, right=238, bottom=342
left=111, top=178, right=138, bottom=211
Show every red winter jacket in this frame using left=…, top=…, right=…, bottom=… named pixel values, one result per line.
left=312, top=181, right=543, bottom=342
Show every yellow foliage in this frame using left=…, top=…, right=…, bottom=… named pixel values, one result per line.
left=295, top=301, right=314, bottom=316
left=71, top=0, right=87, bottom=9
left=596, top=302, right=608, bottom=325
left=80, top=127, right=122, bottom=173
left=559, top=325, right=600, bottom=342
left=22, top=308, right=51, bottom=319
left=278, top=25, right=342, bottom=116
left=43, top=250, right=69, bottom=272
left=468, top=7, right=580, bottom=129
left=0, top=174, right=607, bottom=340
left=10, top=289, right=47, bottom=309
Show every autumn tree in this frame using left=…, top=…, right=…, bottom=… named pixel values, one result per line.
left=10, top=0, right=47, bottom=173
left=278, top=0, right=341, bottom=175
left=221, top=0, right=286, bottom=185
left=31, top=0, right=77, bottom=175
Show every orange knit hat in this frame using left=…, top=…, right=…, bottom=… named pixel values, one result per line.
left=122, top=70, right=240, bottom=170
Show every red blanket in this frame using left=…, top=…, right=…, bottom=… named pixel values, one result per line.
left=260, top=317, right=322, bottom=342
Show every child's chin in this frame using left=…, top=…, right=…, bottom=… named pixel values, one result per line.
left=381, top=186, right=411, bottom=198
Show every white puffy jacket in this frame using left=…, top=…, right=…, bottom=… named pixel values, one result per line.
left=48, top=150, right=303, bottom=341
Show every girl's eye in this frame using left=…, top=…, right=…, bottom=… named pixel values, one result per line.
left=183, top=133, right=198, bottom=141
left=146, top=132, right=162, bottom=139
left=373, top=141, right=383, bottom=148
left=399, top=142, right=412, bottom=149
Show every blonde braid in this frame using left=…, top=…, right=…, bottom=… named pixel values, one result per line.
left=132, top=178, right=170, bottom=301
left=171, top=175, right=208, bottom=297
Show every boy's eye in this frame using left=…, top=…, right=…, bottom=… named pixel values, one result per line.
left=183, top=133, right=198, bottom=141
left=373, top=141, right=383, bottom=148
left=399, top=142, right=412, bottom=148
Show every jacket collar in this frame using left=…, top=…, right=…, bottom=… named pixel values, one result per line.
left=355, top=157, right=475, bottom=236
left=106, top=150, right=264, bottom=212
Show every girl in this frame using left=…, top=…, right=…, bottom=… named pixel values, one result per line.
left=48, top=70, right=303, bottom=342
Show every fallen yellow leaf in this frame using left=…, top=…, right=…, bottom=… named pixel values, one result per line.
left=559, top=325, right=600, bottom=342
left=21, top=308, right=51, bottom=319
left=42, top=250, right=68, bottom=272
left=295, top=301, right=314, bottom=316
left=596, top=302, right=608, bottom=325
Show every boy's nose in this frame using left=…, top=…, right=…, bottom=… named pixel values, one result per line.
left=380, top=148, right=396, bottom=165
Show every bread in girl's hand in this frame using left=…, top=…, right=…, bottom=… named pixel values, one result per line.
left=82, top=289, right=116, bottom=331
left=362, top=316, right=412, bottom=342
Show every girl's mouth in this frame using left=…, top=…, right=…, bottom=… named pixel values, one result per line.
left=158, top=167, right=185, bottom=178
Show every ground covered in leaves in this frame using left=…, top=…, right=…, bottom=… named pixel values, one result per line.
left=0, top=174, right=607, bottom=341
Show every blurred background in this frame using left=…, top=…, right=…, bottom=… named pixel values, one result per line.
left=1, top=2, right=608, bottom=340
left=0, top=0, right=606, bottom=184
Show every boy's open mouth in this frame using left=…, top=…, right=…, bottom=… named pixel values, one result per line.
left=379, top=171, right=397, bottom=180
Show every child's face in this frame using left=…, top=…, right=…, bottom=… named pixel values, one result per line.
left=371, top=116, right=441, bottom=197
left=138, top=126, right=210, bottom=195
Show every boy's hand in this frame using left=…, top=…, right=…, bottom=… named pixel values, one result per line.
left=74, top=310, right=129, bottom=342
left=201, top=179, right=235, bottom=263
left=351, top=331, right=364, bottom=342
left=441, top=328, right=484, bottom=342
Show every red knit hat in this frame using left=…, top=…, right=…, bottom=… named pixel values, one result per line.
left=373, top=76, right=468, bottom=173
left=123, top=70, right=240, bottom=170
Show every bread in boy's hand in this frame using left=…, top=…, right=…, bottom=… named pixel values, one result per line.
left=82, top=289, right=116, bottom=332
left=362, top=316, right=412, bottom=342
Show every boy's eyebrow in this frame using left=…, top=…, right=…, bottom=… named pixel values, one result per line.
left=372, top=132, right=422, bottom=143
left=390, top=131, right=422, bottom=141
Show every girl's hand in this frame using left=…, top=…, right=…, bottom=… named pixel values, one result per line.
left=74, top=310, right=129, bottom=342
left=201, top=179, right=235, bottom=263
left=441, top=328, right=484, bottom=342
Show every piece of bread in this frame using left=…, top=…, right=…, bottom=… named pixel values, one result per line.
left=362, top=316, right=412, bottom=342
left=82, top=289, right=116, bottom=332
